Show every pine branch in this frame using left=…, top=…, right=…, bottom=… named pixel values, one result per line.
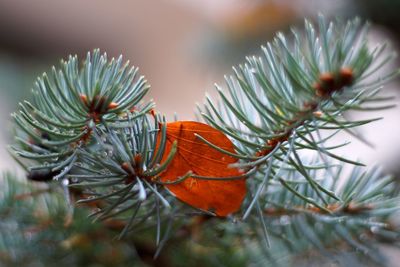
left=198, top=15, right=398, bottom=221
left=10, top=49, right=153, bottom=181
left=198, top=16, right=396, bottom=164
left=185, top=165, right=400, bottom=266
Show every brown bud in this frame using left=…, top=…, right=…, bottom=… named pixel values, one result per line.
left=313, top=82, right=325, bottom=97
left=319, top=72, right=335, bottom=88
left=79, top=94, right=88, bottom=106
left=339, top=67, right=353, bottom=87
left=313, top=111, right=323, bottom=117
left=107, top=102, right=119, bottom=109
left=121, top=162, right=131, bottom=173
left=134, top=154, right=142, bottom=166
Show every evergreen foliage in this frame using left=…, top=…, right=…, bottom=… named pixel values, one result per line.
left=2, top=15, right=400, bottom=266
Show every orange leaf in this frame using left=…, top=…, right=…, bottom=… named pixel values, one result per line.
left=158, top=121, right=246, bottom=216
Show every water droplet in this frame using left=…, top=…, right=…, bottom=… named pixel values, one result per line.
left=370, top=226, right=379, bottom=234
left=62, top=178, right=69, bottom=186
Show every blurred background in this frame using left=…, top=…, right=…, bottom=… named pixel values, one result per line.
left=1, top=0, right=400, bottom=180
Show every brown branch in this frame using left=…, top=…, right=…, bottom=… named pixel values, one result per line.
left=254, top=67, right=354, bottom=158
left=264, top=201, right=373, bottom=217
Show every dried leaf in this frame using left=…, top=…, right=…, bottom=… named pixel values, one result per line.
left=158, top=121, right=246, bottom=216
